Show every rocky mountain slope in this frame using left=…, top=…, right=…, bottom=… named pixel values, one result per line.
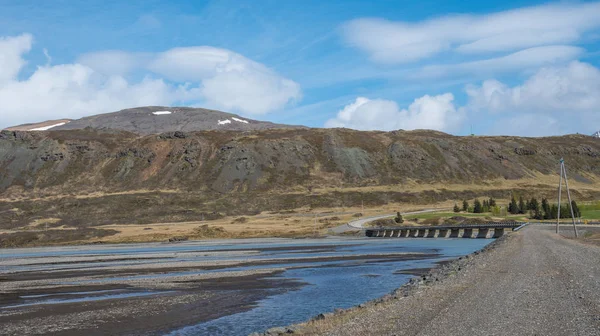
left=1, top=127, right=599, bottom=229
left=4, top=106, right=303, bottom=134
left=1, top=127, right=599, bottom=194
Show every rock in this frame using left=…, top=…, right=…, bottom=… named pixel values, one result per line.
left=313, top=313, right=332, bottom=320
left=167, top=236, right=188, bottom=243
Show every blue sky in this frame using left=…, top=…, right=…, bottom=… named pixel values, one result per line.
left=1, top=0, right=600, bottom=136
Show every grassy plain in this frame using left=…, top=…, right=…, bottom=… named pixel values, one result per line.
left=580, top=202, right=600, bottom=220
left=1, top=176, right=599, bottom=247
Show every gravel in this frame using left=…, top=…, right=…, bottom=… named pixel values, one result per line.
left=281, top=225, right=600, bottom=336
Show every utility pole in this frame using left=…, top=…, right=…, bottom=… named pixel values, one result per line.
left=556, top=158, right=578, bottom=237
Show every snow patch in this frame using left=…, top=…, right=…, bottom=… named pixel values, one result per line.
left=152, top=111, right=172, bottom=115
left=31, top=122, right=67, bottom=131
left=218, top=119, right=232, bottom=125
left=232, top=117, right=249, bottom=124
left=593, top=131, right=600, bottom=138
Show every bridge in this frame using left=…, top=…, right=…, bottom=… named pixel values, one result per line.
left=365, top=223, right=525, bottom=239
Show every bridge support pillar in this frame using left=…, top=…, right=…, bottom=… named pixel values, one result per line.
left=426, top=229, right=437, bottom=238
left=463, top=228, right=474, bottom=238
left=438, top=229, right=449, bottom=238
left=476, top=228, right=489, bottom=239
left=399, top=229, right=408, bottom=237
left=450, top=228, right=460, bottom=238
left=416, top=229, right=427, bottom=237
left=493, top=228, right=505, bottom=238
left=409, top=229, right=418, bottom=237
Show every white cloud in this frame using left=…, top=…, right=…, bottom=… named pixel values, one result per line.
left=148, top=47, right=301, bottom=114
left=342, top=2, right=600, bottom=64
left=0, top=63, right=181, bottom=128
left=79, top=46, right=302, bottom=115
left=1, top=34, right=302, bottom=129
left=417, top=45, right=583, bottom=79
left=466, top=61, right=600, bottom=135
left=0, top=34, right=32, bottom=85
left=324, top=94, right=463, bottom=132
left=0, top=35, right=183, bottom=128
left=467, top=61, right=600, bottom=113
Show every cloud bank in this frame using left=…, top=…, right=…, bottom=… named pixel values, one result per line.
left=465, top=61, right=600, bottom=135
left=325, top=94, right=463, bottom=132
left=0, top=34, right=301, bottom=128
left=342, top=2, right=600, bottom=64
left=326, top=61, right=600, bottom=136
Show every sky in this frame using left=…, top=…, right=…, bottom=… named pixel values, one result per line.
left=0, top=0, right=599, bottom=136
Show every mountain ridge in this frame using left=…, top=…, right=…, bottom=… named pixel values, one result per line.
left=4, top=106, right=305, bottom=134
left=1, top=127, right=599, bottom=230
left=1, top=127, right=598, bottom=195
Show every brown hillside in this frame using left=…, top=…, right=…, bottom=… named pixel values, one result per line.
left=0, top=128, right=599, bottom=230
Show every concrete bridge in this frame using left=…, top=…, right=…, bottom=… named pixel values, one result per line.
left=365, top=223, right=524, bottom=239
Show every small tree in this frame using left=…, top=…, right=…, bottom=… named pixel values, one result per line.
left=570, top=200, right=581, bottom=218
left=453, top=203, right=460, bottom=213
left=518, top=196, right=526, bottom=214
left=462, top=200, right=469, bottom=212
left=550, top=204, right=559, bottom=219
left=473, top=199, right=483, bottom=213
left=542, top=198, right=551, bottom=219
left=488, top=198, right=496, bottom=207
left=394, top=212, right=404, bottom=224
left=528, top=197, right=540, bottom=212
left=508, top=196, right=518, bottom=214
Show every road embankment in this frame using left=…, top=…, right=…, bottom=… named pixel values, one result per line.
left=260, top=226, right=600, bottom=336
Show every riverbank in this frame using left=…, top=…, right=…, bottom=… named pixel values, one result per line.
left=261, top=226, right=600, bottom=335
left=0, top=203, right=445, bottom=248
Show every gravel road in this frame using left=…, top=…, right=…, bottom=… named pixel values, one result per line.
left=289, top=225, right=600, bottom=336
left=330, top=209, right=440, bottom=234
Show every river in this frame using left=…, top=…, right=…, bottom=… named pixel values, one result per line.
left=0, top=237, right=492, bottom=335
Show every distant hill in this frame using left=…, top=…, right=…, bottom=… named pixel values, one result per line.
left=5, top=106, right=304, bottom=134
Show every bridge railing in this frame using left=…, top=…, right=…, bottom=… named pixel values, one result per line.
left=369, top=222, right=525, bottom=231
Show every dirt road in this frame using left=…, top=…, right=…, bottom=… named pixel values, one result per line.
left=293, top=226, right=600, bottom=336
left=330, top=209, right=441, bottom=234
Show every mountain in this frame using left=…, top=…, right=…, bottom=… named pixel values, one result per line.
left=4, top=106, right=303, bottom=134
left=1, top=127, right=599, bottom=228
